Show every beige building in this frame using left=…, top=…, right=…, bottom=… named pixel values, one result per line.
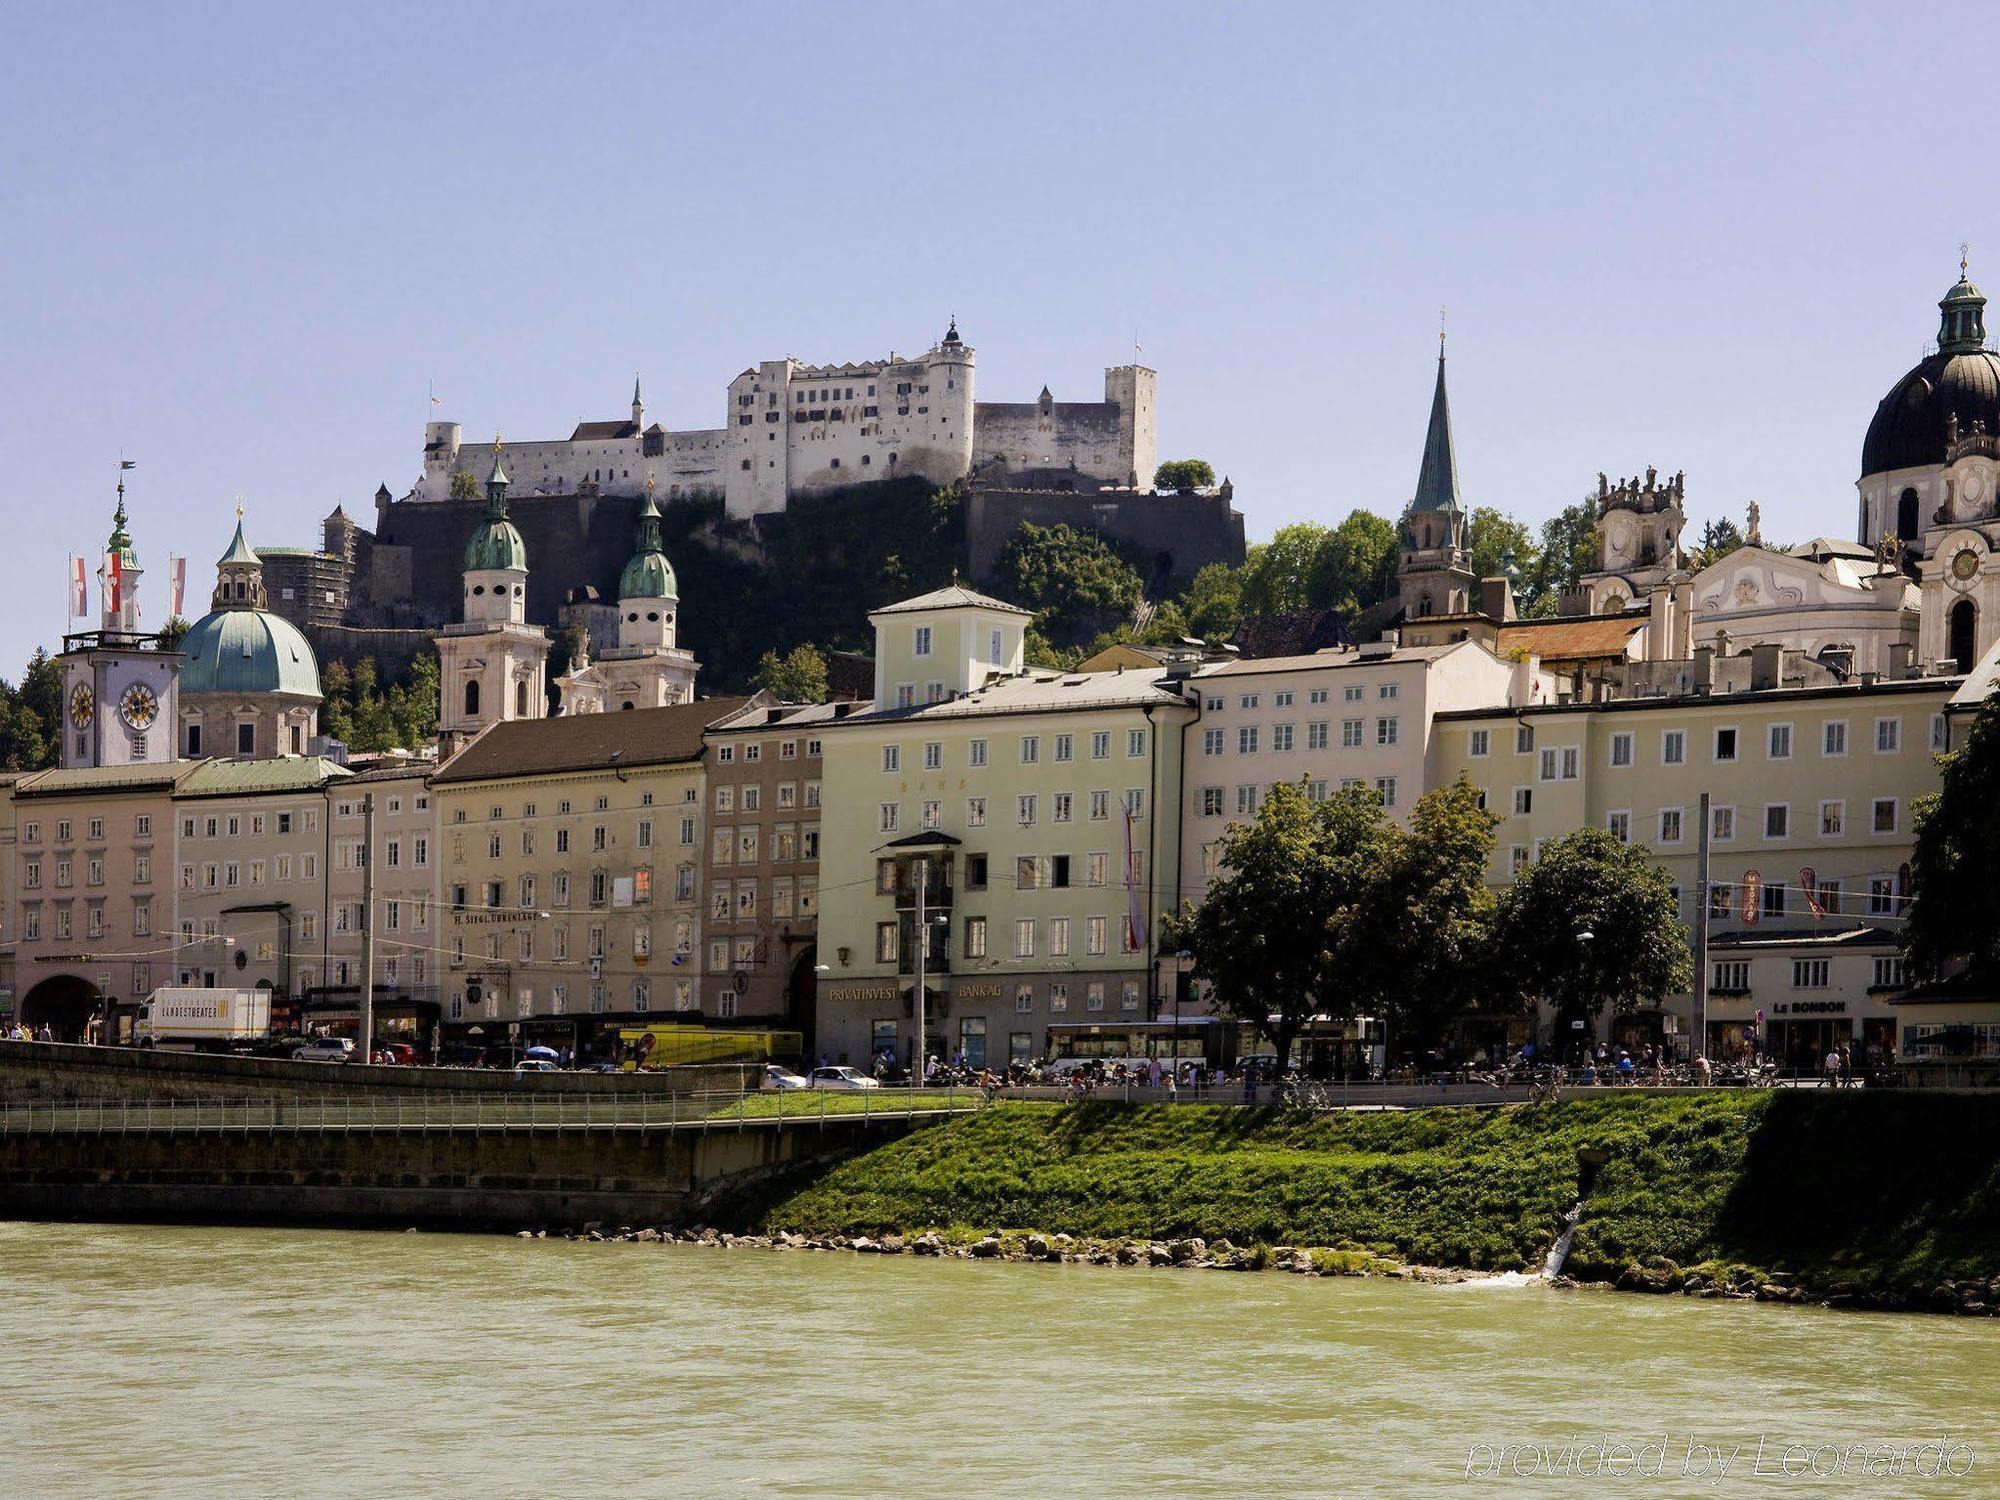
left=817, top=584, right=1196, bottom=1070
left=699, top=702, right=832, bottom=1033
left=168, top=758, right=348, bottom=1023
left=1180, top=639, right=1540, bottom=906
left=320, top=762, right=442, bottom=1039
left=1434, top=657, right=1959, bottom=1067
left=429, top=699, right=752, bottom=1050
left=11, top=763, right=185, bottom=1038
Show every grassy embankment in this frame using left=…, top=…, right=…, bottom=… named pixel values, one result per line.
left=718, top=1092, right=2000, bottom=1292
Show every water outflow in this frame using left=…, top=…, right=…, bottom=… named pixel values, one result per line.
left=1542, top=1200, right=1585, bottom=1279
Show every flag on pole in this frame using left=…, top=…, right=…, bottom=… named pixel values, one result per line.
left=104, top=550, right=123, bottom=617
left=68, top=557, right=87, bottom=618
left=1122, top=800, right=1148, bottom=952
left=1800, top=866, right=1824, bottom=919
left=169, top=555, right=186, bottom=616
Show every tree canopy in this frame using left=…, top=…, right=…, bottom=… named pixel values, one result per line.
left=755, top=643, right=830, bottom=702
left=1490, top=827, right=1692, bottom=1037
left=1153, top=458, right=1216, bottom=492
left=1234, top=511, right=1398, bottom=621
left=1516, top=498, right=1598, bottom=617
left=320, top=651, right=439, bottom=752
left=1905, top=691, right=2000, bottom=980
left=448, top=470, right=481, bottom=502
left=1001, top=522, right=1143, bottom=650
left=1690, top=517, right=1746, bottom=570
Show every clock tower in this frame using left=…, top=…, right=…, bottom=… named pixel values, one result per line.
left=57, top=473, right=180, bottom=769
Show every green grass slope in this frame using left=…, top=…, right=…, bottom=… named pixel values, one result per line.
left=726, top=1093, right=2000, bottom=1289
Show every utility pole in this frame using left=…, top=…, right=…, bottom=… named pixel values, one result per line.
left=912, top=854, right=928, bottom=1086
left=356, top=792, right=376, bottom=1066
left=1691, top=791, right=1712, bottom=1066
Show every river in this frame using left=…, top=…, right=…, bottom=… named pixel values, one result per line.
left=2, top=1222, right=1996, bottom=1499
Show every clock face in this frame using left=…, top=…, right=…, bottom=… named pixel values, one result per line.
left=119, top=682, right=159, bottom=730
left=68, top=683, right=94, bottom=729
left=1952, top=548, right=1981, bottom=582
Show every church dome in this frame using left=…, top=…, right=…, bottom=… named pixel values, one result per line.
left=178, top=607, right=322, bottom=698
left=464, top=516, right=528, bottom=572
left=619, top=550, right=677, bottom=599
left=1863, top=273, right=2000, bottom=477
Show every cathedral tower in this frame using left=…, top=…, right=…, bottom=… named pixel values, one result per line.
left=554, top=486, right=699, bottom=713
left=436, top=446, right=550, bottom=755
left=1395, top=338, right=1478, bottom=621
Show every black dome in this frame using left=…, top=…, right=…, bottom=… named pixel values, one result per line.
left=1862, top=350, right=2000, bottom=477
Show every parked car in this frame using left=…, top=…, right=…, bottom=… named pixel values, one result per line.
left=807, top=1065, right=880, bottom=1090
left=762, top=1064, right=810, bottom=1091
left=513, top=1058, right=560, bottom=1073
left=291, top=1038, right=355, bottom=1063
left=375, top=1043, right=418, bottom=1066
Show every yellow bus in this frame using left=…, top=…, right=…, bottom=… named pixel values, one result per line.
left=614, top=1025, right=804, bottom=1071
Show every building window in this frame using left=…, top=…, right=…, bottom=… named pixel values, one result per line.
left=1820, top=800, right=1845, bottom=836
left=1376, top=718, right=1399, bottom=747
left=1791, top=958, right=1830, bottom=989
left=1874, top=718, right=1900, bottom=753
left=1768, top=723, right=1792, bottom=760
left=1763, top=804, right=1789, bottom=839
left=964, top=917, right=986, bottom=959
left=1713, top=960, right=1750, bottom=993
left=1657, top=807, right=1682, bottom=844
left=1469, top=729, right=1490, bottom=757
left=913, top=625, right=932, bottom=657
left=1341, top=719, right=1363, bottom=749
left=1203, top=729, right=1224, bottom=756
left=1020, top=736, right=1039, bottom=765
left=1823, top=720, right=1847, bottom=756
left=1607, top=811, right=1630, bottom=843
left=1712, top=805, right=1735, bottom=841
left=1872, top=797, right=1898, bottom=834
left=1201, top=787, right=1224, bottom=816
left=1238, top=726, right=1259, bottom=754
left=1661, top=729, right=1685, bottom=765
left=1873, top=956, right=1906, bottom=989
left=1713, top=727, right=1738, bottom=762
left=1609, top=732, right=1633, bottom=767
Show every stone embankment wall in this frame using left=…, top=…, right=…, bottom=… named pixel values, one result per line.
left=0, top=1040, right=754, bottom=1105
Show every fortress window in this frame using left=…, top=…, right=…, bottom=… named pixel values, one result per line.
left=861, top=455, right=871, bottom=466
left=829, top=458, right=840, bottom=469
left=867, top=385, right=876, bottom=397
left=741, top=460, right=751, bottom=471
left=898, top=405, right=910, bottom=416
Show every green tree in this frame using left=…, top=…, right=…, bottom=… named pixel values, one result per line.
left=1319, top=509, right=1400, bottom=616
left=0, top=687, right=50, bottom=771
left=19, top=648, right=62, bottom=751
left=1165, top=781, right=1399, bottom=1073
left=1365, top=780, right=1502, bottom=1055
left=1690, top=517, right=1745, bottom=570
left=448, top=470, right=481, bottom=502
left=1519, top=498, right=1598, bottom=617
left=755, top=643, right=830, bottom=702
left=1001, top=522, right=1143, bottom=649
left=1237, top=524, right=1329, bottom=616
left=1905, top=690, right=2000, bottom=981
left=1153, top=458, right=1216, bottom=492
left=156, top=615, right=191, bottom=652
left=1464, top=507, right=1539, bottom=587
left=1177, top=562, right=1245, bottom=641
left=1490, top=828, right=1692, bottom=1044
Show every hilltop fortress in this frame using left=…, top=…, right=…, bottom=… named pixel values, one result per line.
left=413, top=321, right=1159, bottom=518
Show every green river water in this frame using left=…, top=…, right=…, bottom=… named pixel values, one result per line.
left=2, top=1221, right=1996, bottom=1499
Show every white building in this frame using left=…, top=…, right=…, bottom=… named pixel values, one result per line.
left=411, top=323, right=1156, bottom=521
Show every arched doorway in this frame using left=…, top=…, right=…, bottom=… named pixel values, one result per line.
left=21, top=974, right=101, bottom=1042
left=1949, top=597, right=1978, bottom=672
left=787, top=945, right=818, bottom=1060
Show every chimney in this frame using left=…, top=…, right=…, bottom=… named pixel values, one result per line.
left=1647, top=584, right=1673, bottom=663
left=1671, top=577, right=1695, bottom=659
left=1478, top=575, right=1515, bottom=624
left=1887, top=641, right=1916, bottom=679
left=1750, top=642, right=1783, bottom=692
left=1692, top=643, right=1715, bottom=694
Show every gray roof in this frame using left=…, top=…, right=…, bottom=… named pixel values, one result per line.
left=176, top=757, right=350, bottom=799
left=1411, top=350, right=1462, bottom=512
left=870, top=584, right=1031, bottom=617
left=1193, top=643, right=1463, bottom=677
left=831, top=667, right=1187, bottom=726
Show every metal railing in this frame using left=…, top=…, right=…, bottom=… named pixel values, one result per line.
left=0, top=1086, right=982, bottom=1136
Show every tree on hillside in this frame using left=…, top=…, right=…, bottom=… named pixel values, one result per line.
left=1490, top=828, right=1691, bottom=1044
left=1362, top=780, right=1502, bottom=1054
left=1177, top=561, right=1245, bottom=641
left=1464, top=507, right=1538, bottom=588
left=1001, top=522, right=1144, bottom=650
left=19, top=649, right=62, bottom=750
left=1236, top=523, right=1329, bottom=617
left=1319, top=510, right=1400, bottom=616
left=0, top=685, right=50, bottom=771
left=1165, top=781, right=1399, bottom=1073
left=1904, top=690, right=2000, bottom=981
left=1690, top=517, right=1746, bottom=570
left=755, top=643, right=830, bottom=702
left=448, top=470, right=481, bottom=502
left=1518, top=499, right=1598, bottom=617
left=1154, top=458, right=1216, bottom=492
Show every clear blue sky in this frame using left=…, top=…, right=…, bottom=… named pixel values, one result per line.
left=0, top=2, right=1984, bottom=671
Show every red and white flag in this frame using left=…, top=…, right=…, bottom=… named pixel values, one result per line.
left=1122, top=800, right=1148, bottom=953
left=68, top=557, right=87, bottom=618
left=1800, top=866, right=1824, bottom=919
left=169, top=555, right=186, bottom=616
left=104, top=550, right=123, bottom=617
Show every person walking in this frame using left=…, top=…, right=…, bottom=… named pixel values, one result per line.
left=1822, top=1047, right=1841, bottom=1089
left=1838, top=1045, right=1854, bottom=1089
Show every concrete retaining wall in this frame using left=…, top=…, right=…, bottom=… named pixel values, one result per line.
left=0, top=1040, right=754, bottom=1105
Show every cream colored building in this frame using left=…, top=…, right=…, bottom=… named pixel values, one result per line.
left=817, top=584, right=1196, bottom=1069
left=1434, top=657, right=1959, bottom=1067
left=323, top=762, right=443, bottom=1034
left=1180, top=639, right=1542, bottom=908
left=429, top=699, right=752, bottom=1049
left=168, top=758, right=348, bottom=1018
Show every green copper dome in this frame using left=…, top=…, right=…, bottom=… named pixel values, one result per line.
left=617, top=494, right=678, bottom=599
left=178, top=608, right=323, bottom=698
left=463, top=455, right=529, bottom=572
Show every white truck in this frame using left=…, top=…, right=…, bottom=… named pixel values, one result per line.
left=135, top=987, right=271, bottom=1051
